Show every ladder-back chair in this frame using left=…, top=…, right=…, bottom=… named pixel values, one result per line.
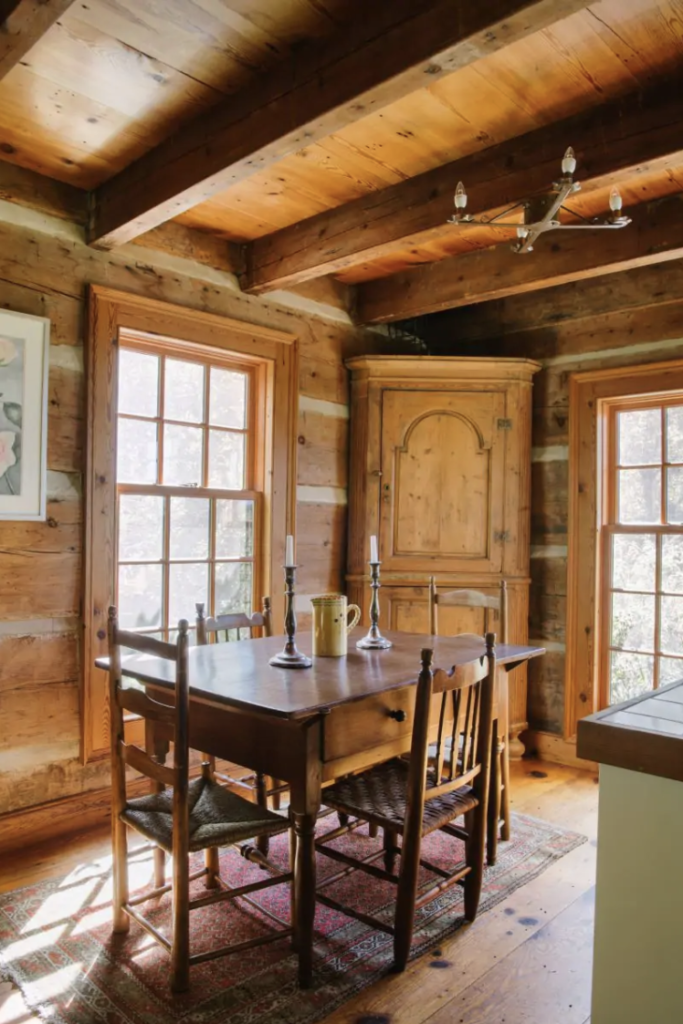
left=107, top=607, right=293, bottom=993
left=316, top=637, right=495, bottom=972
left=195, top=600, right=286, bottom=855
left=428, top=576, right=509, bottom=865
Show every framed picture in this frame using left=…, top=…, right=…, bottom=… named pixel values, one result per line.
left=0, top=309, right=49, bottom=521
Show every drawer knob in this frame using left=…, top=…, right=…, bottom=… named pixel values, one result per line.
left=387, top=709, right=406, bottom=722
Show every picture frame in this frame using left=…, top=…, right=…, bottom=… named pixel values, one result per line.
left=0, top=309, right=50, bottom=521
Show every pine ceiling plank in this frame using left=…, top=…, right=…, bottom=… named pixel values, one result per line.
left=88, top=0, right=594, bottom=249
left=0, top=0, right=76, bottom=80
left=245, top=75, right=683, bottom=293
left=355, top=193, right=683, bottom=323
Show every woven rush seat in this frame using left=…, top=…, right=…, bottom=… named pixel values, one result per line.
left=323, top=758, right=478, bottom=836
left=123, top=775, right=287, bottom=854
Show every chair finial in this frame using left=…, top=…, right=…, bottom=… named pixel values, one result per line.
left=421, top=647, right=434, bottom=671
left=485, top=631, right=496, bottom=653
left=178, top=619, right=190, bottom=636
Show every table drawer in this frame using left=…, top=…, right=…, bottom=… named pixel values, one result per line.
left=323, top=686, right=415, bottom=762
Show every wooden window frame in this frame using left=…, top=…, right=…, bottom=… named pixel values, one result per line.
left=83, top=286, right=298, bottom=763
left=566, top=358, right=683, bottom=740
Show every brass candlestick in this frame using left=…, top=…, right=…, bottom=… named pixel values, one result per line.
left=356, top=560, right=392, bottom=650
left=269, top=565, right=312, bottom=668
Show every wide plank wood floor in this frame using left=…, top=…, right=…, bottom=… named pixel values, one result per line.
left=0, top=758, right=598, bottom=1024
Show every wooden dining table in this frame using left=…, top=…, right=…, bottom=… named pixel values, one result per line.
left=99, top=628, right=543, bottom=986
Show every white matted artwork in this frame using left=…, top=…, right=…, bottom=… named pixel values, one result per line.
left=0, top=309, right=50, bottom=520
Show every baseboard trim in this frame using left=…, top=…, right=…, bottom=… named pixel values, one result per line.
left=524, top=729, right=598, bottom=772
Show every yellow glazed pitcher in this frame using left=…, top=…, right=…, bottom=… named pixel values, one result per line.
left=311, top=594, right=361, bottom=657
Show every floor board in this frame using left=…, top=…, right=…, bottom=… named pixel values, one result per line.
left=0, top=758, right=599, bottom=1024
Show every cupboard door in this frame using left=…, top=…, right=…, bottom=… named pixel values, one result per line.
left=379, top=389, right=506, bottom=574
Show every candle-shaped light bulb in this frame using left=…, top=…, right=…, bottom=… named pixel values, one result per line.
left=454, top=181, right=468, bottom=210
left=561, top=146, right=577, bottom=175
left=370, top=535, right=378, bottom=563
left=609, top=186, right=623, bottom=212
left=516, top=225, right=529, bottom=239
left=285, top=534, right=295, bottom=567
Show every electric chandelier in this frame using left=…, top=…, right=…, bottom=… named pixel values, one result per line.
left=447, top=147, right=631, bottom=254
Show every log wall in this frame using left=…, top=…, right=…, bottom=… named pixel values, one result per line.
left=0, top=202, right=390, bottom=817
left=422, top=260, right=683, bottom=737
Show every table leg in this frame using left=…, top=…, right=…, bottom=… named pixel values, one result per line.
left=294, top=810, right=317, bottom=987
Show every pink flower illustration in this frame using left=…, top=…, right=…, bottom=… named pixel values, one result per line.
left=0, top=337, right=17, bottom=366
left=0, top=431, right=17, bottom=478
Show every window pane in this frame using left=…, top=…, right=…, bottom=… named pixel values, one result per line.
left=611, top=592, right=655, bottom=652
left=617, top=468, right=661, bottom=524
left=612, top=534, right=656, bottom=592
left=662, top=535, right=683, bottom=594
left=667, top=467, right=683, bottom=524
left=609, top=651, right=654, bottom=704
left=666, top=406, right=683, bottom=463
left=164, top=358, right=204, bottom=423
left=661, top=596, right=683, bottom=655
left=117, top=418, right=158, bottom=484
left=208, top=430, right=245, bottom=489
left=170, top=497, right=209, bottom=559
left=617, top=408, right=661, bottom=466
left=215, top=561, right=253, bottom=615
left=660, top=657, right=683, bottom=686
left=210, top=367, right=246, bottom=429
left=216, top=500, right=254, bottom=558
left=169, top=562, right=208, bottom=625
left=119, top=495, right=163, bottom=561
left=118, top=349, right=158, bottom=418
left=163, top=424, right=203, bottom=486
left=118, top=563, right=163, bottom=630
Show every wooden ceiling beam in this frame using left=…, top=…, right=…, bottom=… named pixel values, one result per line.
left=0, top=160, right=244, bottom=276
left=88, top=0, right=593, bottom=250
left=0, top=0, right=75, bottom=80
left=356, top=194, right=683, bottom=323
left=245, top=76, right=683, bottom=293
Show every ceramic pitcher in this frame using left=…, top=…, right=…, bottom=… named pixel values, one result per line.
left=311, top=594, right=361, bottom=656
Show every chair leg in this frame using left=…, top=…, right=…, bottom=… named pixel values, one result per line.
left=464, top=804, right=486, bottom=923
left=393, top=844, right=420, bottom=972
left=270, top=777, right=282, bottom=811
left=383, top=828, right=398, bottom=874
left=487, top=721, right=502, bottom=867
left=255, top=773, right=270, bottom=857
left=500, top=739, right=511, bottom=842
left=111, top=816, right=130, bottom=934
left=368, top=822, right=379, bottom=839
left=338, top=811, right=349, bottom=828
left=204, top=846, right=220, bottom=889
left=171, top=853, right=191, bottom=993
left=289, top=816, right=298, bottom=951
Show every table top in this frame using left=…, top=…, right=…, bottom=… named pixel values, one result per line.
left=97, top=629, right=544, bottom=720
left=577, top=679, right=683, bottom=784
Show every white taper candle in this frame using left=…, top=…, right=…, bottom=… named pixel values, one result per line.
left=370, top=535, right=378, bottom=563
left=285, top=535, right=295, bottom=567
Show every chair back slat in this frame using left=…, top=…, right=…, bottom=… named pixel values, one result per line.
left=196, top=598, right=272, bottom=644
left=429, top=576, right=508, bottom=643
left=117, top=687, right=177, bottom=728
left=114, top=629, right=178, bottom=661
left=122, top=741, right=177, bottom=786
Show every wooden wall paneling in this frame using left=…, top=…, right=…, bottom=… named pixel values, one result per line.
left=296, top=409, right=348, bottom=489
left=0, top=1, right=76, bottom=81
left=246, top=76, right=683, bottom=292
left=89, top=0, right=594, bottom=247
left=296, top=501, right=346, bottom=596
left=0, top=630, right=78, bottom=690
left=47, top=363, right=84, bottom=473
left=357, top=193, right=683, bottom=323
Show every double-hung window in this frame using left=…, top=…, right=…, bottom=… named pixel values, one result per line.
left=115, top=338, right=260, bottom=637
left=600, top=396, right=683, bottom=706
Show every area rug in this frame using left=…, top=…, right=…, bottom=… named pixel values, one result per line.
left=0, top=812, right=585, bottom=1024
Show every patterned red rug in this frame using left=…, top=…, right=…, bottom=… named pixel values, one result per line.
left=0, top=813, right=584, bottom=1024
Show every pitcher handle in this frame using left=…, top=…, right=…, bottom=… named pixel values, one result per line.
left=346, top=604, right=361, bottom=633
